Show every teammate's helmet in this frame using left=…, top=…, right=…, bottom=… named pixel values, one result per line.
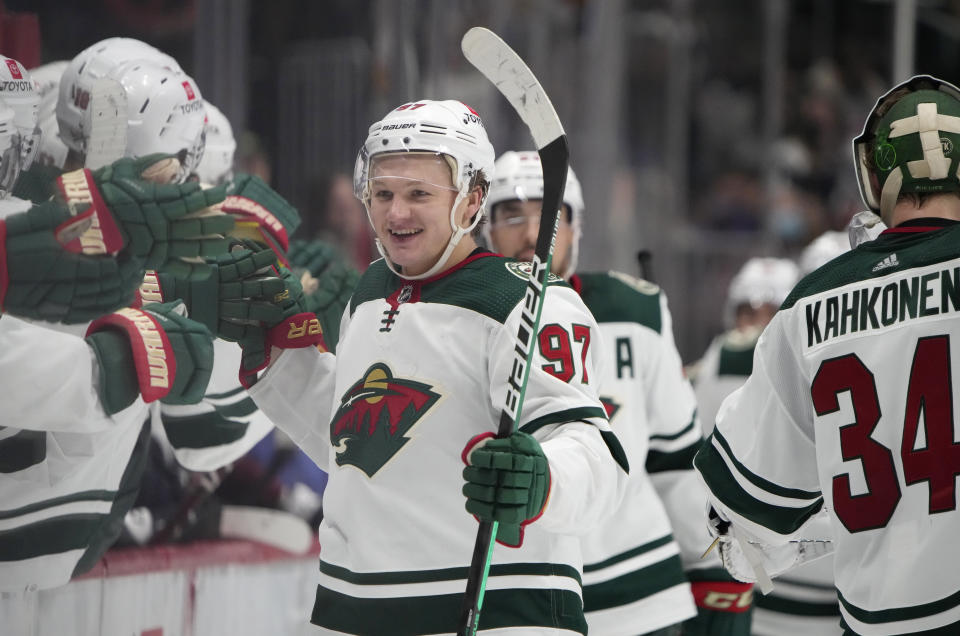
left=56, top=37, right=182, bottom=157
left=854, top=75, right=960, bottom=224
left=725, top=257, right=800, bottom=327
left=0, top=57, right=40, bottom=195
left=485, top=150, right=584, bottom=278
left=799, top=230, right=849, bottom=275
left=353, top=100, right=495, bottom=280
left=30, top=60, right=70, bottom=168
left=195, top=101, right=235, bottom=185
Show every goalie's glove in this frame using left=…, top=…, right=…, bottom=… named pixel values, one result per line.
left=0, top=200, right=146, bottom=323
left=213, top=249, right=326, bottom=388
left=462, top=431, right=551, bottom=548
left=85, top=301, right=215, bottom=415
left=54, top=154, right=233, bottom=279
left=140, top=240, right=288, bottom=338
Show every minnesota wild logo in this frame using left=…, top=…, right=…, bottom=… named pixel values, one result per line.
left=330, top=363, right=441, bottom=477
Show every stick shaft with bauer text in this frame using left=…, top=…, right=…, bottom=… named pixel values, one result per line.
left=458, top=27, right=569, bottom=636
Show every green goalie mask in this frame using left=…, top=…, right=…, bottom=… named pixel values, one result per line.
left=854, top=75, right=960, bottom=224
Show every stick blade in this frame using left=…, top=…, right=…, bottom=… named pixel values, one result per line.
left=461, top=27, right=564, bottom=149
left=84, top=77, right=128, bottom=170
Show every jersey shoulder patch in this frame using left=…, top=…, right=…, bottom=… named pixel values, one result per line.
left=577, top=270, right=662, bottom=332
left=717, top=328, right=760, bottom=377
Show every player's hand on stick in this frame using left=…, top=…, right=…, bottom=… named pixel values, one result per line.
left=462, top=431, right=551, bottom=548
left=0, top=200, right=146, bottom=323
left=85, top=301, right=215, bottom=414
left=53, top=154, right=233, bottom=279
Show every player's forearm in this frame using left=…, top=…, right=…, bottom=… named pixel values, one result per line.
left=247, top=345, right=336, bottom=470
left=535, top=421, right=627, bottom=536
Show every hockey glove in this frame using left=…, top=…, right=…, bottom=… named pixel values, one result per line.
left=462, top=431, right=551, bottom=548
left=85, top=301, right=215, bottom=414
left=0, top=200, right=146, bottom=323
left=216, top=261, right=326, bottom=389
left=682, top=568, right=754, bottom=636
left=287, top=238, right=361, bottom=351
left=141, top=240, right=288, bottom=338
left=54, top=155, right=232, bottom=279
left=222, top=173, right=301, bottom=260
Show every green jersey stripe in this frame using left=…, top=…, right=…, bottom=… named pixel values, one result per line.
left=0, top=489, right=115, bottom=520
left=583, top=553, right=687, bottom=612
left=0, top=514, right=104, bottom=560
left=319, top=559, right=582, bottom=586
left=649, top=412, right=698, bottom=442
left=583, top=534, right=674, bottom=573
left=838, top=586, right=960, bottom=625
left=695, top=437, right=823, bottom=535
left=311, top=584, right=587, bottom=635
left=646, top=440, right=700, bottom=474
left=711, top=430, right=821, bottom=500
left=162, top=407, right=253, bottom=449
left=520, top=406, right=609, bottom=435
left=755, top=592, right=840, bottom=617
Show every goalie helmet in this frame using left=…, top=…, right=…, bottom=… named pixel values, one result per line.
left=485, top=150, right=584, bottom=278
left=354, top=100, right=495, bottom=280
left=854, top=75, right=960, bottom=224
left=195, top=101, right=235, bottom=185
left=725, top=257, right=799, bottom=327
left=56, top=37, right=182, bottom=157
left=30, top=60, right=70, bottom=168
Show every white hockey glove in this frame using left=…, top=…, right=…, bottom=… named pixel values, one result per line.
left=706, top=506, right=833, bottom=595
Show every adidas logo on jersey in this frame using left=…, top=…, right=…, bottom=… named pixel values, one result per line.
left=872, top=253, right=900, bottom=272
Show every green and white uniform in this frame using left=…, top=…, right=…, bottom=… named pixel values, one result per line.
left=572, top=272, right=699, bottom=634
left=249, top=251, right=629, bottom=635
left=693, top=326, right=840, bottom=635
left=695, top=221, right=960, bottom=636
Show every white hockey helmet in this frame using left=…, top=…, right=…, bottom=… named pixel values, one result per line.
left=354, top=99, right=495, bottom=280
left=56, top=37, right=182, bottom=157
left=485, top=150, right=584, bottom=278
left=30, top=60, right=70, bottom=168
left=725, top=257, right=800, bottom=326
left=0, top=57, right=41, bottom=177
left=799, top=230, right=849, bottom=275
left=195, top=100, right=235, bottom=185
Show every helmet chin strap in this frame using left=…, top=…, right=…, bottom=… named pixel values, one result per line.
left=367, top=188, right=483, bottom=281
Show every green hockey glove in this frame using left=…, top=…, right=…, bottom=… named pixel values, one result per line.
left=287, top=238, right=361, bottom=351
left=218, top=263, right=326, bottom=389
left=85, top=301, right=215, bottom=414
left=53, top=155, right=233, bottom=279
left=462, top=431, right=551, bottom=548
left=0, top=199, right=146, bottom=323
left=142, top=240, right=288, bottom=338
left=222, top=173, right=301, bottom=258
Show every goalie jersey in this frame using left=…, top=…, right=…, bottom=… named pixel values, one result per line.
left=695, top=221, right=960, bottom=636
left=250, top=251, right=629, bottom=635
left=572, top=272, right=699, bottom=634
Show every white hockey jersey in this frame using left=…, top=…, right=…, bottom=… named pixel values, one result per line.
left=0, top=315, right=150, bottom=592
left=250, top=252, right=629, bottom=635
left=692, top=326, right=840, bottom=635
left=572, top=272, right=698, bottom=634
left=695, top=221, right=960, bottom=635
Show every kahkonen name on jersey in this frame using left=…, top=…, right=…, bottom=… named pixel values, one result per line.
left=805, top=263, right=960, bottom=347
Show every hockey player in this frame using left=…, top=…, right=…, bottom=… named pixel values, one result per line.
left=485, top=151, right=755, bottom=635
left=234, top=100, right=629, bottom=635
left=0, top=57, right=231, bottom=604
left=692, top=257, right=800, bottom=436
left=694, top=74, right=960, bottom=636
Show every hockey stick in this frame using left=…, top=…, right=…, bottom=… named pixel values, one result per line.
left=458, top=27, right=569, bottom=636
